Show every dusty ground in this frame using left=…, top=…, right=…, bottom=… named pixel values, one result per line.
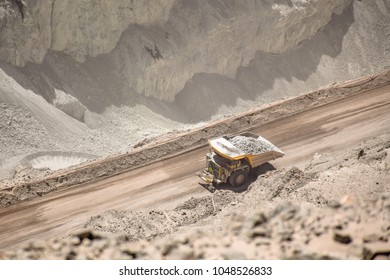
left=0, top=73, right=389, bottom=259
left=1, top=133, right=389, bottom=260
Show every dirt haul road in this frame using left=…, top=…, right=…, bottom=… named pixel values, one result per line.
left=1, top=84, right=390, bottom=250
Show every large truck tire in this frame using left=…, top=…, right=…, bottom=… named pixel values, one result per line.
left=228, top=169, right=248, bottom=188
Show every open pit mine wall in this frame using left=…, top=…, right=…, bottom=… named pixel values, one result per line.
left=0, top=0, right=389, bottom=121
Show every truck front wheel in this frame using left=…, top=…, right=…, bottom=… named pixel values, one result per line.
left=229, top=170, right=248, bottom=188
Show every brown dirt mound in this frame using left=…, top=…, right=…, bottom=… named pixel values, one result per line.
left=83, top=190, right=238, bottom=241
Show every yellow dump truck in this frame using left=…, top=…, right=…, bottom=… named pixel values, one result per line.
left=196, top=132, right=284, bottom=188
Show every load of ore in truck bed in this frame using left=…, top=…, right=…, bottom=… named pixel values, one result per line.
left=229, top=135, right=275, bottom=155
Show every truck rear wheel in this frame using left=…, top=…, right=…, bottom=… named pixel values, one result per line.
left=229, top=170, right=248, bottom=188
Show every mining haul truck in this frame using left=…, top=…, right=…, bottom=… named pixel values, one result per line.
left=196, top=132, right=284, bottom=188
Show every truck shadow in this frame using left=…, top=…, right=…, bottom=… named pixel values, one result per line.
left=199, top=163, right=276, bottom=193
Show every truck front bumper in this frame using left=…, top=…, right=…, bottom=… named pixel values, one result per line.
left=196, top=169, right=221, bottom=184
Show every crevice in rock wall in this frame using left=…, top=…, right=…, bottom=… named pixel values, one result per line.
left=144, top=43, right=163, bottom=60
left=14, top=0, right=27, bottom=20
left=49, top=0, right=55, bottom=49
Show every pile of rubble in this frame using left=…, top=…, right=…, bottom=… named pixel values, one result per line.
left=1, top=193, right=389, bottom=260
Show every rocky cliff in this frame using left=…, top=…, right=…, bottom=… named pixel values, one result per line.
left=1, top=0, right=353, bottom=103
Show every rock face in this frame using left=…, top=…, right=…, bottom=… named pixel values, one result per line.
left=0, top=0, right=175, bottom=66
left=1, top=0, right=389, bottom=111
left=1, top=0, right=349, bottom=67
left=0, top=0, right=352, bottom=100
left=1, top=0, right=388, bottom=117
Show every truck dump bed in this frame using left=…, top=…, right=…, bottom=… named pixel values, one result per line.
left=208, top=132, right=284, bottom=167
